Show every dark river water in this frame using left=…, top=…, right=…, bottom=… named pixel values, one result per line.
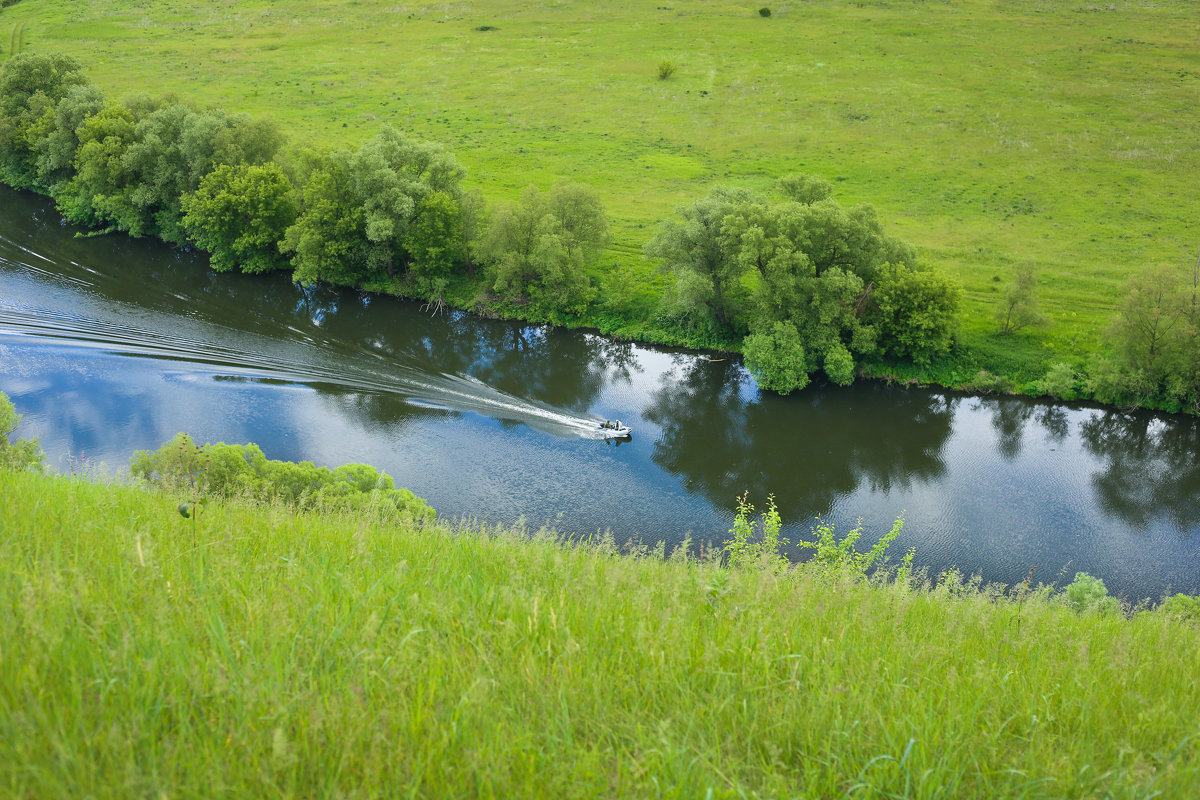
left=2, top=186, right=1198, bottom=601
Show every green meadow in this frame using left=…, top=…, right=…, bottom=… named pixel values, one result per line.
left=4, top=0, right=1198, bottom=375
left=4, top=465, right=1200, bottom=797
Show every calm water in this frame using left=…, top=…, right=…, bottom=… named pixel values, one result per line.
left=2, top=186, right=1198, bottom=601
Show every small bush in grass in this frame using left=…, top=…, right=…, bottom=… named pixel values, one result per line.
left=0, top=390, right=43, bottom=472
left=131, top=432, right=435, bottom=524
left=1038, top=361, right=1080, bottom=400
left=1064, top=572, right=1121, bottom=615
left=725, top=492, right=787, bottom=570
left=759, top=8, right=772, bottom=17
left=656, top=60, right=677, bottom=80
left=1159, top=593, right=1200, bottom=624
left=800, top=515, right=906, bottom=576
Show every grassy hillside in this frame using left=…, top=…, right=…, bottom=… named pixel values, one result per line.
left=4, top=0, right=1198, bottom=368
left=3, top=466, right=1200, bottom=797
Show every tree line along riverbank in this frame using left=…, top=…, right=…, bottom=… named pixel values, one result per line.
left=2, top=49, right=1199, bottom=413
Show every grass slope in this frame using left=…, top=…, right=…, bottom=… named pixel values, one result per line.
left=4, top=0, right=1199, bottom=374
left=3, top=467, right=1199, bottom=797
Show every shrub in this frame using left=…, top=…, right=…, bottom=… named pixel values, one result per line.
left=656, top=60, right=677, bottom=80
left=758, top=8, right=772, bottom=17
left=725, top=492, right=787, bottom=570
left=800, top=515, right=905, bottom=577
left=743, top=321, right=809, bottom=394
left=1159, top=593, right=1200, bottom=625
left=1063, top=572, right=1121, bottom=615
left=1037, top=361, right=1080, bottom=400
left=0, top=391, right=43, bottom=472
left=131, top=433, right=435, bottom=524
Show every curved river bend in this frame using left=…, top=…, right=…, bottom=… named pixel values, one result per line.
left=2, top=186, right=1198, bottom=601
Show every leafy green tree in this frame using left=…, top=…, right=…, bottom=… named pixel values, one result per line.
left=654, top=181, right=957, bottom=390
left=348, top=126, right=467, bottom=279
left=1109, top=264, right=1189, bottom=381
left=32, top=82, right=105, bottom=193
left=119, top=104, right=283, bottom=241
left=996, top=263, right=1048, bottom=334
left=181, top=161, right=296, bottom=274
left=645, top=185, right=756, bottom=333
left=870, top=262, right=962, bottom=366
left=280, top=154, right=367, bottom=286
left=787, top=199, right=914, bottom=283
left=742, top=321, right=809, bottom=394
left=777, top=172, right=832, bottom=205
left=0, top=52, right=88, bottom=188
left=402, top=189, right=466, bottom=300
left=822, top=339, right=856, bottom=386
left=724, top=200, right=890, bottom=385
left=1090, top=262, right=1200, bottom=412
left=57, top=100, right=140, bottom=227
left=282, top=129, right=471, bottom=294
left=484, top=181, right=605, bottom=317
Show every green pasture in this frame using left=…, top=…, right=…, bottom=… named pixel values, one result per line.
left=3, top=0, right=1198, bottom=367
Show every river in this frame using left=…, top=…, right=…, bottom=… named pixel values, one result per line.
left=2, top=186, right=1198, bottom=601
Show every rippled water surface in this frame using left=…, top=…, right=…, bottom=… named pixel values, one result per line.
left=3, top=186, right=1198, bottom=601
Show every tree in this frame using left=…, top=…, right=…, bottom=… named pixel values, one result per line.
left=0, top=391, right=43, bottom=472
left=119, top=104, right=283, bottom=242
left=777, top=172, right=832, bottom=205
left=181, top=162, right=296, bottom=274
left=996, top=263, right=1048, bottom=334
left=723, top=199, right=904, bottom=385
left=1088, top=263, right=1198, bottom=410
left=652, top=180, right=959, bottom=391
left=280, top=155, right=367, bottom=287
left=57, top=100, right=140, bottom=227
left=33, top=82, right=105, bottom=193
left=484, top=181, right=605, bottom=317
left=1109, top=265, right=1189, bottom=381
left=870, top=262, right=962, bottom=366
left=0, top=52, right=88, bottom=188
left=282, top=128, right=472, bottom=292
left=347, top=126, right=467, bottom=279
left=645, top=185, right=757, bottom=333
left=403, top=189, right=466, bottom=299
left=743, top=321, right=809, bottom=394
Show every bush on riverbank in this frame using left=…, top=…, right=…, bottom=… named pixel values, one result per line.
left=130, top=432, right=436, bottom=525
left=0, top=391, right=41, bottom=471
left=3, top=464, right=1200, bottom=797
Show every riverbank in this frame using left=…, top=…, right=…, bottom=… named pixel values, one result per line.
left=3, top=465, right=1199, bottom=797
left=4, top=0, right=1199, bottom=411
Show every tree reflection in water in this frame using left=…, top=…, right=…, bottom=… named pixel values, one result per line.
left=644, top=356, right=953, bottom=520
left=1080, top=411, right=1200, bottom=531
left=971, top=397, right=1072, bottom=461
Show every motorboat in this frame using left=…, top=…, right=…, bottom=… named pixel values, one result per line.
left=598, top=420, right=632, bottom=439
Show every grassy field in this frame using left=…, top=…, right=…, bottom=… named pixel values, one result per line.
left=3, top=0, right=1198, bottom=373
left=3, top=465, right=1200, bottom=797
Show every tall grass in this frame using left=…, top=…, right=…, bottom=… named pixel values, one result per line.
left=3, top=467, right=1198, bottom=797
